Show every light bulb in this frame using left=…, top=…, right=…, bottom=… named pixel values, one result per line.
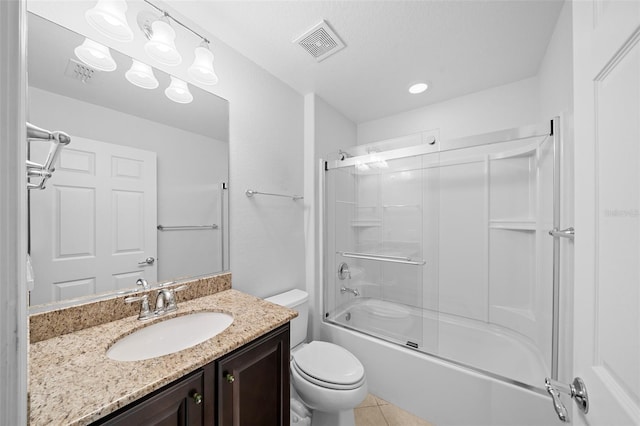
left=125, top=59, right=159, bottom=89
left=85, top=0, right=133, bottom=42
left=165, top=76, right=193, bottom=103
left=188, top=43, right=218, bottom=85
left=74, top=38, right=117, bottom=72
left=144, top=18, right=181, bottom=66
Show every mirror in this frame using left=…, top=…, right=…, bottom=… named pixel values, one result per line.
left=27, top=12, right=229, bottom=310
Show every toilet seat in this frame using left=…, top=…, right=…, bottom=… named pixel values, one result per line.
left=292, top=341, right=365, bottom=390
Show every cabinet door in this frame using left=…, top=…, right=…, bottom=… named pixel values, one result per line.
left=217, top=324, right=290, bottom=426
left=96, top=370, right=204, bottom=426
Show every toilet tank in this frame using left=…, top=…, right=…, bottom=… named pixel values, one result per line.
left=265, top=289, right=308, bottom=348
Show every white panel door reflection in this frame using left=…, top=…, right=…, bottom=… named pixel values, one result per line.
left=30, top=137, right=157, bottom=305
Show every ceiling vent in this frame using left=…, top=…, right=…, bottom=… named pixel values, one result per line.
left=64, top=58, right=97, bottom=83
left=294, top=20, right=345, bottom=62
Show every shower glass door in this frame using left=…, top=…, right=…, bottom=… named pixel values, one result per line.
left=324, top=149, right=436, bottom=351
left=324, top=121, right=558, bottom=390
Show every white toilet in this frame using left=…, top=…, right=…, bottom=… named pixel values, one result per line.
left=265, top=289, right=367, bottom=426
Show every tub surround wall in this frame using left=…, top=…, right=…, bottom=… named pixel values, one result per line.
left=29, top=286, right=296, bottom=425
left=29, top=272, right=231, bottom=343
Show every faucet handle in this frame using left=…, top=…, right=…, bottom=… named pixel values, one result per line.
left=125, top=294, right=154, bottom=321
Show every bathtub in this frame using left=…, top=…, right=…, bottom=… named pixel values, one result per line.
left=321, top=298, right=558, bottom=426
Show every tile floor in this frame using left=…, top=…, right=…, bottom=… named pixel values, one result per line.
left=355, top=393, right=434, bottom=426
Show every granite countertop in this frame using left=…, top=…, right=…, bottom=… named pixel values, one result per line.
left=29, top=289, right=297, bottom=425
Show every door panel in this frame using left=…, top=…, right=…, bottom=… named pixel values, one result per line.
left=30, top=137, right=157, bottom=305
left=55, top=185, right=95, bottom=258
left=573, top=0, right=640, bottom=424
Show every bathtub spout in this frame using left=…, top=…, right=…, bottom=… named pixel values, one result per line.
left=340, top=286, right=359, bottom=296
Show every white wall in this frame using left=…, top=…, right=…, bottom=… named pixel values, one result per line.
left=26, top=3, right=306, bottom=298
left=304, top=94, right=357, bottom=340
left=28, top=87, right=228, bottom=283
left=166, top=3, right=306, bottom=298
left=357, top=76, right=540, bottom=145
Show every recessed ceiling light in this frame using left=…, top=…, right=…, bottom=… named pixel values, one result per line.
left=408, top=82, right=429, bottom=94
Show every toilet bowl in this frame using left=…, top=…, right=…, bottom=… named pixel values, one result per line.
left=265, top=290, right=367, bottom=426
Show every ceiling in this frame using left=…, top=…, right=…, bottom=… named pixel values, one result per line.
left=172, top=0, right=564, bottom=124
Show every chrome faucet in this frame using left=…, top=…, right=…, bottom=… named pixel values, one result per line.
left=125, top=283, right=189, bottom=320
left=136, top=278, right=149, bottom=290
left=340, top=286, right=359, bottom=296
left=154, top=285, right=188, bottom=316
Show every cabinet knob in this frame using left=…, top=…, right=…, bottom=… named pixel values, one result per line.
left=191, top=392, right=203, bottom=405
left=225, top=373, right=235, bottom=384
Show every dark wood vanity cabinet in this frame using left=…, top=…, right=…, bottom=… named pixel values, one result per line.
left=216, top=323, right=290, bottom=425
left=93, top=323, right=289, bottom=426
left=95, top=370, right=205, bottom=426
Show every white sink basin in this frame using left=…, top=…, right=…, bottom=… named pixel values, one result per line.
left=107, top=312, right=233, bottom=361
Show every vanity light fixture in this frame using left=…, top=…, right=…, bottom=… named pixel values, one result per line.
left=144, top=14, right=182, bottom=66
left=125, top=59, right=159, bottom=89
left=188, top=41, right=218, bottom=85
left=74, top=38, right=117, bottom=72
left=85, top=0, right=134, bottom=42
left=138, top=1, right=220, bottom=85
left=408, top=82, right=429, bottom=94
left=165, top=76, right=193, bottom=103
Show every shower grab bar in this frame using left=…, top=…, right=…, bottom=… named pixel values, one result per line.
left=157, top=224, right=218, bottom=231
left=338, top=251, right=426, bottom=265
left=26, top=122, right=71, bottom=190
left=245, top=189, right=303, bottom=201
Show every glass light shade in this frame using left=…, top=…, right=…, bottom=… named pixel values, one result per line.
left=165, top=76, right=193, bottom=104
left=85, top=0, right=133, bottom=42
left=188, top=45, right=219, bottom=85
left=74, top=38, right=117, bottom=72
left=145, top=19, right=181, bottom=66
left=125, top=60, right=159, bottom=89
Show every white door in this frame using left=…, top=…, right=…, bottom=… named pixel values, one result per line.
left=573, top=0, right=640, bottom=424
left=30, top=137, right=157, bottom=305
